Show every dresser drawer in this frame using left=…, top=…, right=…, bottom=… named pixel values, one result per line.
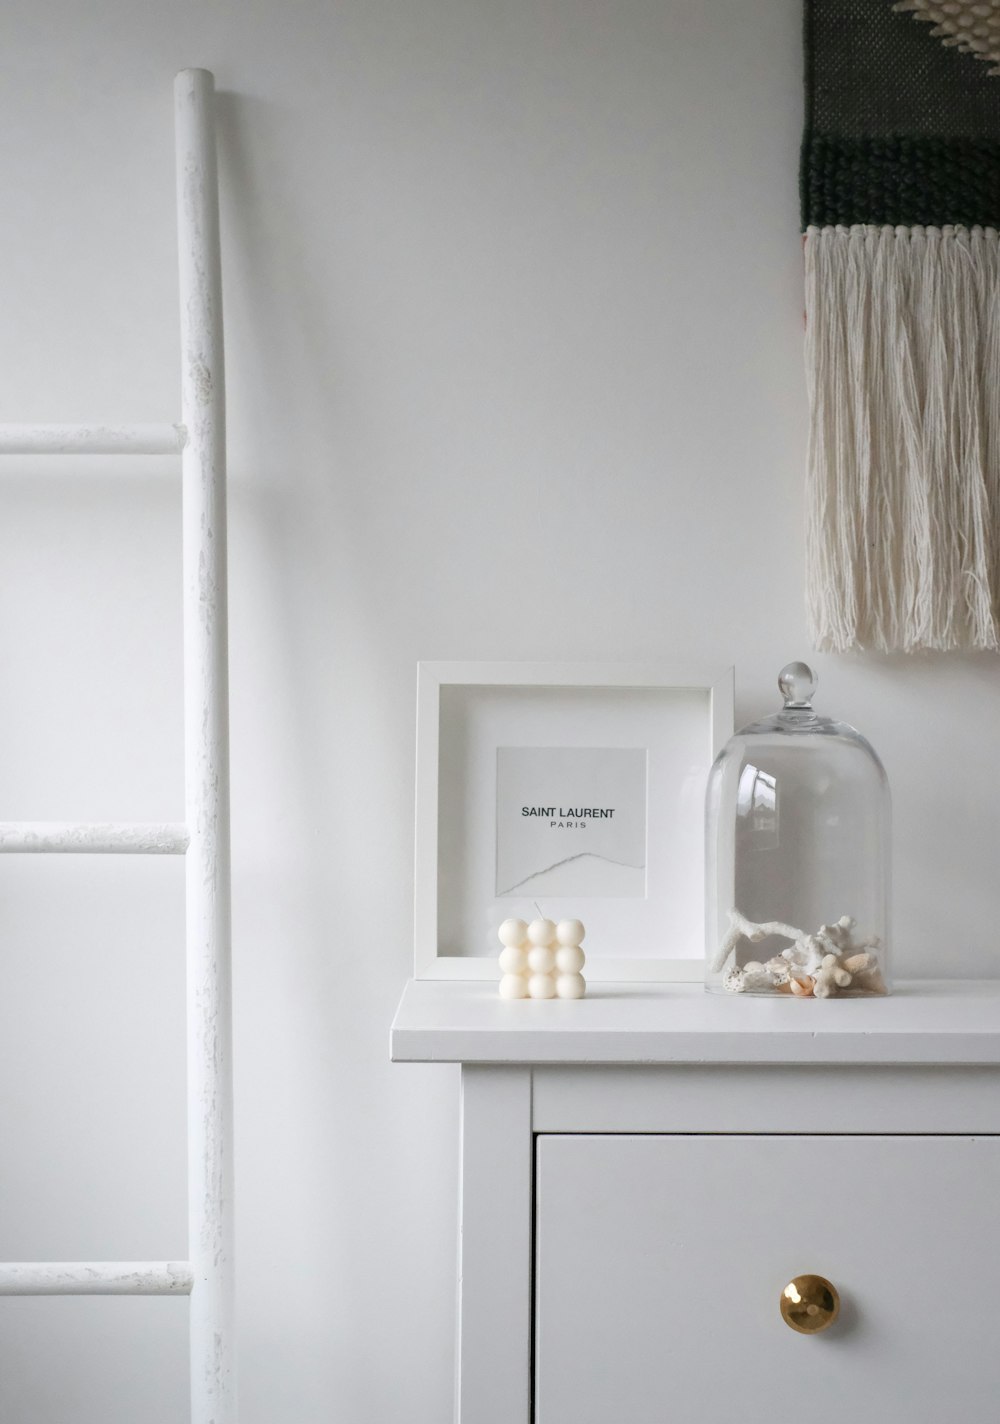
left=534, top=1134, right=1000, bottom=1424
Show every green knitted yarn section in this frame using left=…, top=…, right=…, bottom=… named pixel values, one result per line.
left=802, top=0, right=1000, bottom=229
left=802, top=135, right=1000, bottom=228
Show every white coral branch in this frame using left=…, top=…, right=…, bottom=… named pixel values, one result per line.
left=711, top=909, right=805, bottom=973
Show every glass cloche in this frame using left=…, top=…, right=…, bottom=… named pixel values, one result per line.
left=705, top=663, right=890, bottom=997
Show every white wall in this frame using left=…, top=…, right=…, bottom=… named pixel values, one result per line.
left=0, top=1, right=997, bottom=1419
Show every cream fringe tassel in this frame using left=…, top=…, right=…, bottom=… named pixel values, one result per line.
left=804, top=224, right=1000, bottom=653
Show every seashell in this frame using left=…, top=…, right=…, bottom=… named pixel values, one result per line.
left=723, top=966, right=746, bottom=993
left=765, top=956, right=790, bottom=984
left=841, top=951, right=873, bottom=973
left=789, top=975, right=815, bottom=997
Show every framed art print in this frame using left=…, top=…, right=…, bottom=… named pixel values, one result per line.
left=414, top=662, right=734, bottom=981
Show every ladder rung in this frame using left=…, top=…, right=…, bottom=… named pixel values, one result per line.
left=0, top=424, right=185, bottom=455
left=0, top=822, right=189, bottom=854
left=0, top=1262, right=194, bottom=1296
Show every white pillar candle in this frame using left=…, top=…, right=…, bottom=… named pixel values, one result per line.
left=497, top=916, right=588, bottom=998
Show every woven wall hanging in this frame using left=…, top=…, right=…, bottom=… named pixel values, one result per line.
left=802, top=0, right=1000, bottom=652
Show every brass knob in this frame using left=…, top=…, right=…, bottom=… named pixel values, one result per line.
left=780, top=1275, right=840, bottom=1334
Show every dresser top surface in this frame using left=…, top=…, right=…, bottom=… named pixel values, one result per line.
left=390, top=979, right=1000, bottom=1066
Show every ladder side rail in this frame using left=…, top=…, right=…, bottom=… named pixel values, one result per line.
left=0, top=424, right=185, bottom=455
left=176, top=67, right=235, bottom=1424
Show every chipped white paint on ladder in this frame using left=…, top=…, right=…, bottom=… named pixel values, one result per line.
left=176, top=66, right=235, bottom=1424
left=0, top=821, right=189, bottom=853
left=0, top=424, right=185, bottom=454
left=0, top=1262, right=195, bottom=1295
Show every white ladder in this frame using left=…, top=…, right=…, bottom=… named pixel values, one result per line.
left=0, top=70, right=235, bottom=1424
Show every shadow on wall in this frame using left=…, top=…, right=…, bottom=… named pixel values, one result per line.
left=213, top=91, right=456, bottom=1422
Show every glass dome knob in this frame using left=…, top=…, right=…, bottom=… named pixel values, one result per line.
left=778, top=661, right=816, bottom=708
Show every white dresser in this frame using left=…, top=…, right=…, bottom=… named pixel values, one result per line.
left=391, top=980, right=1000, bottom=1424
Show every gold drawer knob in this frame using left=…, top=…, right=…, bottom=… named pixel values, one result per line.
left=780, top=1275, right=840, bottom=1334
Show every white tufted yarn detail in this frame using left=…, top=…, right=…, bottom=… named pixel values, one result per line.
left=894, top=0, right=1000, bottom=74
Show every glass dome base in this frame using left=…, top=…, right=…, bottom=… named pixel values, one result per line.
left=705, top=981, right=889, bottom=999
left=704, top=662, right=891, bottom=1000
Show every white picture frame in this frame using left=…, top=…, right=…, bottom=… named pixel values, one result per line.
left=414, top=662, right=734, bottom=981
